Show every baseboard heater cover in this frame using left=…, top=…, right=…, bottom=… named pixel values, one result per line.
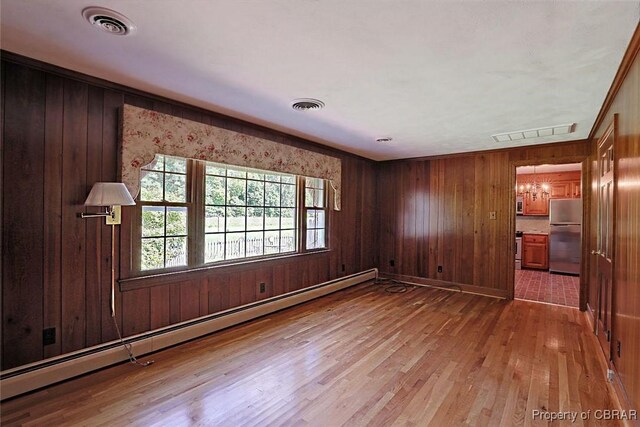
left=1, top=269, right=377, bottom=400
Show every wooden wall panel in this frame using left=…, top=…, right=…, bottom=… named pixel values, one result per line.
left=2, top=63, right=46, bottom=367
left=0, top=56, right=378, bottom=370
left=377, top=145, right=587, bottom=296
left=589, top=30, right=640, bottom=412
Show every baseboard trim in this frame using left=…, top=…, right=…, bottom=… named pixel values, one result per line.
left=380, top=273, right=508, bottom=299
left=0, top=269, right=377, bottom=400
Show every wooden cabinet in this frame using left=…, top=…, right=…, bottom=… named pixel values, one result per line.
left=550, top=179, right=581, bottom=199
left=570, top=180, right=581, bottom=198
left=523, top=194, right=549, bottom=216
left=522, top=234, right=548, bottom=270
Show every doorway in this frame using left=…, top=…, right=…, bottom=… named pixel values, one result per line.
left=513, top=163, right=582, bottom=307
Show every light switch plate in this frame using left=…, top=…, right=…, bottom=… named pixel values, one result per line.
left=489, top=211, right=497, bottom=220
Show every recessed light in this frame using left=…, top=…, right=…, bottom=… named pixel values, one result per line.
left=376, top=137, right=393, bottom=143
left=291, top=98, right=325, bottom=111
left=82, top=7, right=136, bottom=36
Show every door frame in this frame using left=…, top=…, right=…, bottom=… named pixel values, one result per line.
left=508, top=154, right=591, bottom=310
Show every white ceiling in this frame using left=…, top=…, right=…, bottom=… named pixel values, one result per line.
left=1, top=1, right=638, bottom=160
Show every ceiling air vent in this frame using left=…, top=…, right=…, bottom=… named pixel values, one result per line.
left=376, top=137, right=393, bottom=143
left=82, top=7, right=136, bottom=36
left=291, top=99, right=325, bottom=111
left=491, top=123, right=576, bottom=143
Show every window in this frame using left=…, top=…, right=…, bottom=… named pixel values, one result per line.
left=134, top=155, right=328, bottom=273
left=139, top=155, right=190, bottom=271
left=204, top=163, right=297, bottom=262
left=304, top=178, right=327, bottom=250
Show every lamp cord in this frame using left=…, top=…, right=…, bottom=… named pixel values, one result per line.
left=110, top=224, right=154, bottom=368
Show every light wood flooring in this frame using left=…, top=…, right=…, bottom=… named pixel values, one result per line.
left=1, top=282, right=620, bottom=426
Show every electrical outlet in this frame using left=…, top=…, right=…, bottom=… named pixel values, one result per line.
left=389, top=259, right=395, bottom=267
left=437, top=265, right=443, bottom=273
left=259, top=282, right=266, bottom=293
left=43, top=327, right=56, bottom=346
left=341, top=264, right=345, bottom=272
left=489, top=211, right=497, bottom=220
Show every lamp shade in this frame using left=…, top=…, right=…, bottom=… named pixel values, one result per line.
left=84, top=182, right=136, bottom=207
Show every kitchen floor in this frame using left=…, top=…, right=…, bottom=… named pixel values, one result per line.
left=514, top=269, right=579, bottom=307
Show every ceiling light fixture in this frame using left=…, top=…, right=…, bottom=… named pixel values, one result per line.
left=516, top=165, right=549, bottom=201
left=82, top=7, right=136, bottom=36
left=492, top=123, right=576, bottom=143
left=291, top=98, right=325, bottom=111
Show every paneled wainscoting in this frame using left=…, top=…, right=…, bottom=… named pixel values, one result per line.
left=1, top=283, right=621, bottom=426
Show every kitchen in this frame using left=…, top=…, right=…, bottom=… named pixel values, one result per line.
left=514, top=163, right=582, bottom=307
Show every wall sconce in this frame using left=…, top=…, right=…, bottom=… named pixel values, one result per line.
left=79, top=182, right=135, bottom=224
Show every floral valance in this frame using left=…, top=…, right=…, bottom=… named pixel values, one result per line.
left=121, top=104, right=342, bottom=210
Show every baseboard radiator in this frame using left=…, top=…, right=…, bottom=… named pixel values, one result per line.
left=1, top=269, right=377, bottom=400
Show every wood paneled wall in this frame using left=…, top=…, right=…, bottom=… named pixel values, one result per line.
left=377, top=141, right=590, bottom=296
left=588, top=26, right=640, bottom=412
left=1, top=56, right=377, bottom=370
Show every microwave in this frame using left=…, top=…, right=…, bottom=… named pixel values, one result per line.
left=516, top=195, right=524, bottom=215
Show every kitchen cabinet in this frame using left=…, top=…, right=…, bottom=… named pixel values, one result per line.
left=523, top=194, right=549, bottom=216
left=570, top=180, right=581, bottom=198
left=550, top=180, right=581, bottom=199
left=522, top=234, right=548, bottom=270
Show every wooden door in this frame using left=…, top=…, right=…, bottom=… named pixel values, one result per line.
left=595, top=123, right=615, bottom=361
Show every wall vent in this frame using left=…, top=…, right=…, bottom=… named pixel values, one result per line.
left=492, top=123, right=575, bottom=143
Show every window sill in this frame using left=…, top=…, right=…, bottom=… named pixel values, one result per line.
left=119, top=249, right=331, bottom=292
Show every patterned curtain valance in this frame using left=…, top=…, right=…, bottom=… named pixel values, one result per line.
left=121, top=104, right=342, bottom=210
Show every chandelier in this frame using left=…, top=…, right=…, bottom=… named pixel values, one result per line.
left=516, top=166, right=549, bottom=201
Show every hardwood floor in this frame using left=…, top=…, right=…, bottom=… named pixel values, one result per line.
left=1, top=282, right=621, bottom=426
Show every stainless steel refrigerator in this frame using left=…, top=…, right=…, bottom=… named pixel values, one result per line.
left=549, top=199, right=582, bottom=275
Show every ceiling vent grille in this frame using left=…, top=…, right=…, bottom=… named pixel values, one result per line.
left=82, top=7, right=136, bottom=36
left=376, top=137, right=393, bottom=143
left=291, top=99, right=325, bottom=111
left=491, top=123, right=575, bottom=143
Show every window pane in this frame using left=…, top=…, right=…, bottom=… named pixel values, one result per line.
left=227, top=169, right=246, bottom=178
left=305, top=188, right=314, bottom=207
left=281, top=184, right=295, bottom=207
left=205, top=233, right=225, bottom=263
left=265, top=208, right=280, bottom=230
left=206, top=164, right=226, bottom=176
left=264, top=230, right=280, bottom=255
left=226, top=207, right=246, bottom=232
left=247, top=207, right=264, bottom=231
left=248, top=172, right=264, bottom=180
left=227, top=178, right=246, bottom=206
left=166, top=207, right=187, bottom=236
left=246, top=231, right=264, bottom=257
left=165, top=156, right=187, bottom=173
left=281, top=229, right=295, bottom=252
left=165, top=173, right=186, bottom=202
left=140, top=171, right=163, bottom=201
left=206, top=176, right=226, bottom=205
left=265, top=174, right=281, bottom=182
left=306, top=229, right=317, bottom=250
left=305, top=177, right=324, bottom=189
left=281, top=175, right=295, bottom=184
left=142, top=206, right=165, bottom=237
left=141, top=238, right=164, bottom=270
left=226, top=232, right=245, bottom=259
left=313, top=190, right=325, bottom=208
left=206, top=175, right=226, bottom=205
left=265, top=182, right=280, bottom=206
left=306, top=210, right=316, bottom=229
left=316, top=229, right=325, bottom=248
left=205, top=206, right=225, bottom=233
left=247, top=181, right=264, bottom=206
left=281, top=208, right=295, bottom=229
left=315, top=210, right=325, bottom=228
left=166, top=237, right=187, bottom=267
left=145, top=155, right=164, bottom=171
